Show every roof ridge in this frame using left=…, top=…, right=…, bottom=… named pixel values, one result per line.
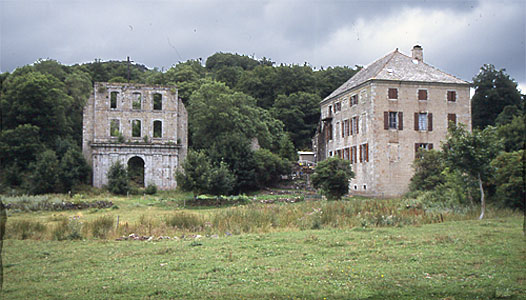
left=397, top=51, right=469, bottom=84
left=370, top=49, right=398, bottom=80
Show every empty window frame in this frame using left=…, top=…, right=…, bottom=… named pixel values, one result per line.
left=447, top=91, right=457, bottom=102
left=110, top=91, right=118, bottom=109
left=153, top=93, right=163, bottom=110
left=132, top=92, right=142, bottom=110
left=418, top=89, right=428, bottom=100
left=447, top=113, right=457, bottom=128
left=153, top=120, right=162, bottom=138
left=132, top=120, right=141, bottom=137
left=110, top=119, right=120, bottom=137
left=384, top=111, right=403, bottom=130
left=388, top=88, right=398, bottom=100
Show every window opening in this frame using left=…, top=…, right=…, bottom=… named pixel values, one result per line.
left=132, top=120, right=141, bottom=137
left=132, top=92, right=142, bottom=110
left=110, top=92, right=118, bottom=109
left=448, top=113, right=457, bottom=128
left=351, top=94, right=358, bottom=106
left=153, top=120, right=162, bottom=138
left=110, top=119, right=120, bottom=137
left=153, top=93, right=162, bottom=110
left=418, top=89, right=427, bottom=100
left=388, top=88, right=398, bottom=100
left=447, top=91, right=456, bottom=102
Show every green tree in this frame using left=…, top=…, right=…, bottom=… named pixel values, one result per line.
left=253, top=149, right=290, bottom=188
left=471, top=64, right=522, bottom=129
left=207, top=161, right=236, bottom=197
left=314, top=66, right=360, bottom=98
left=175, top=150, right=212, bottom=198
left=0, top=70, right=73, bottom=147
left=409, top=149, right=446, bottom=192
left=491, top=150, right=524, bottom=210
left=27, top=150, right=60, bottom=194
left=442, top=124, right=501, bottom=219
left=311, top=158, right=354, bottom=200
left=272, top=92, right=320, bottom=149
left=59, top=147, right=91, bottom=192
left=107, top=161, right=129, bottom=195
left=497, top=115, right=525, bottom=152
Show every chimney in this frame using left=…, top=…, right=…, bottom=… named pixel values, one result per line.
left=412, top=45, right=423, bottom=62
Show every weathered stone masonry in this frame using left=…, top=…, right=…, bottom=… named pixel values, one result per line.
left=314, top=46, right=471, bottom=197
left=82, top=82, right=188, bottom=190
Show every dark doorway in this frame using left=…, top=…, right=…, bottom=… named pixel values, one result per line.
left=128, top=156, right=145, bottom=187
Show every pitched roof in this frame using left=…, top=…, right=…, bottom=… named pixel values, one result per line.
left=323, top=49, right=469, bottom=101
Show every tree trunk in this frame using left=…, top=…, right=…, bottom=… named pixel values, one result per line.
left=478, top=173, right=485, bottom=220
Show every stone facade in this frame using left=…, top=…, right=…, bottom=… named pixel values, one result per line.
left=315, top=46, right=471, bottom=197
left=82, top=82, right=187, bottom=190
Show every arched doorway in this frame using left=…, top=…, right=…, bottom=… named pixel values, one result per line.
left=128, top=156, right=145, bottom=187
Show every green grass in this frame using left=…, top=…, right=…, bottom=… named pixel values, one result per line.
left=2, top=217, right=525, bottom=299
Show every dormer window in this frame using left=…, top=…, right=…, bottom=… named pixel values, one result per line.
left=388, top=88, right=398, bottom=100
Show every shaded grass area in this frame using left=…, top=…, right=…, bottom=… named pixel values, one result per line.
left=2, top=217, right=525, bottom=299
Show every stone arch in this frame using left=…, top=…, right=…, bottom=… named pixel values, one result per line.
left=127, top=156, right=145, bottom=187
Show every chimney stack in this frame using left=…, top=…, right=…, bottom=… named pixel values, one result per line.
left=412, top=45, right=423, bottom=62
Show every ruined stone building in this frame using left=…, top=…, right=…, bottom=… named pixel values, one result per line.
left=313, top=46, right=471, bottom=197
left=82, top=82, right=187, bottom=190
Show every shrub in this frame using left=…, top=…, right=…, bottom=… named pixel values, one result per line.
left=107, top=161, right=129, bottom=195
left=311, top=158, right=354, bottom=200
left=145, top=184, right=158, bottom=195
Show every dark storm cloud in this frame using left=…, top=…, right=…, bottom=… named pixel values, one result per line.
left=1, top=0, right=524, bottom=90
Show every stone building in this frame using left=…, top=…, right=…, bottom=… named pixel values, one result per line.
left=314, top=46, right=471, bottom=197
left=82, top=82, right=187, bottom=190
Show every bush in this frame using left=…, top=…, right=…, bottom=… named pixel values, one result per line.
left=311, top=158, right=354, bottom=200
left=145, top=184, right=158, bottom=195
left=107, top=161, right=129, bottom=195
left=9, top=220, right=46, bottom=239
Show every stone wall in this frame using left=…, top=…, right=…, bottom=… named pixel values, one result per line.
left=319, top=80, right=470, bottom=197
left=82, top=82, right=188, bottom=190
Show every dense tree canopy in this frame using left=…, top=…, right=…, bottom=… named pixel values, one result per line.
left=471, top=64, right=522, bottom=129
left=311, top=157, right=354, bottom=200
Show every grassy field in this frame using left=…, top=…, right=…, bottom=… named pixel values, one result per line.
left=1, top=193, right=525, bottom=299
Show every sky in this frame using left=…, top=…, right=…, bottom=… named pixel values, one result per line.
left=1, top=0, right=525, bottom=92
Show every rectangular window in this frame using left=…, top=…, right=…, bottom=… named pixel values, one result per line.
left=335, top=102, right=341, bottom=112
left=110, top=91, right=118, bottom=109
left=418, top=113, right=428, bottom=131
left=385, top=111, right=403, bottom=130
left=418, top=89, right=427, bottom=100
left=153, top=120, right=162, bottom=138
left=447, top=91, right=457, bottom=102
left=344, top=148, right=350, bottom=160
left=361, top=113, right=367, bottom=133
left=350, top=95, right=358, bottom=106
left=448, top=113, right=457, bottom=128
left=389, top=112, right=398, bottom=129
left=415, top=143, right=434, bottom=158
left=328, top=105, right=333, bottom=115
left=110, top=119, right=120, bottom=137
left=388, top=88, right=398, bottom=100
left=337, top=149, right=342, bottom=158
left=329, top=123, right=333, bottom=141
left=341, top=122, right=345, bottom=138
left=359, top=143, right=369, bottom=162
left=344, top=119, right=350, bottom=136
left=153, top=93, right=162, bottom=110
left=132, top=92, right=142, bottom=110
left=132, top=120, right=141, bottom=137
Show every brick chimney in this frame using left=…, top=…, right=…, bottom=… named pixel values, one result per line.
left=412, top=45, right=423, bottom=62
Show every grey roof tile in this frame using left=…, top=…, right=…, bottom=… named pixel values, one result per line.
left=324, top=49, right=469, bottom=101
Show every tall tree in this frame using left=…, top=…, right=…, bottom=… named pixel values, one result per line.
left=471, top=64, right=522, bottom=129
left=442, top=124, right=501, bottom=219
left=272, top=92, right=320, bottom=149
